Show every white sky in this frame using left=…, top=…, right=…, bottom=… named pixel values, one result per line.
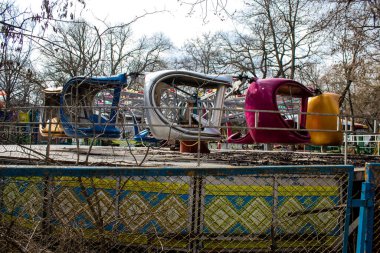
left=19, top=0, right=243, bottom=47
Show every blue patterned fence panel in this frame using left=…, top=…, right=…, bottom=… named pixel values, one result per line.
left=0, top=165, right=353, bottom=252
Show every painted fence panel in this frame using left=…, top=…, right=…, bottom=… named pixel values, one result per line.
left=0, top=166, right=353, bottom=252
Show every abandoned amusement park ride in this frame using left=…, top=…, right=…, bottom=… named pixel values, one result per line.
left=0, top=70, right=379, bottom=253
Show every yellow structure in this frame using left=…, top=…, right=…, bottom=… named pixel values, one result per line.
left=39, top=87, right=67, bottom=138
left=306, top=93, right=343, bottom=146
left=40, top=117, right=65, bottom=136
left=18, top=111, right=30, bottom=123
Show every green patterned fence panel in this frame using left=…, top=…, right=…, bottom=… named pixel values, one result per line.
left=0, top=166, right=353, bottom=252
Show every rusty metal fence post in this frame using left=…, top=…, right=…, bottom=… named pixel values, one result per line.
left=189, top=176, right=205, bottom=253
left=0, top=177, right=4, bottom=218
left=42, top=176, right=54, bottom=242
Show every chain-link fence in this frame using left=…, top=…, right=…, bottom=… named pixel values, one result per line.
left=0, top=165, right=353, bottom=252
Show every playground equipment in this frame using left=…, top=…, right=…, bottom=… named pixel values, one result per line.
left=306, top=92, right=343, bottom=146
left=228, top=78, right=313, bottom=144
left=39, top=70, right=350, bottom=148
left=60, top=73, right=127, bottom=139
left=144, top=70, right=231, bottom=141
left=246, top=78, right=313, bottom=143
left=39, top=87, right=66, bottom=138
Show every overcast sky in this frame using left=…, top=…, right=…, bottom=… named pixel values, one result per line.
left=19, top=0, right=243, bottom=47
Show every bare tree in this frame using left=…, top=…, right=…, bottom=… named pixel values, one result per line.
left=350, top=63, right=380, bottom=125
left=317, top=1, right=378, bottom=115
left=244, top=0, right=320, bottom=79
left=173, top=32, right=224, bottom=74
left=0, top=0, right=88, bottom=106
left=178, top=0, right=232, bottom=22
left=218, top=28, right=270, bottom=78
left=1, top=0, right=86, bottom=42
left=126, top=33, right=172, bottom=73
left=100, top=24, right=134, bottom=76
left=0, top=2, right=41, bottom=107
left=40, top=20, right=102, bottom=84
left=186, top=0, right=322, bottom=79
left=40, top=21, right=172, bottom=86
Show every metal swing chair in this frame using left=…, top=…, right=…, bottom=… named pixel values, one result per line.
left=144, top=70, right=232, bottom=141
left=227, top=78, right=314, bottom=144
left=59, top=73, right=127, bottom=139
left=245, top=78, right=313, bottom=143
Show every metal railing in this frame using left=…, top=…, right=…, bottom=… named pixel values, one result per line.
left=0, top=165, right=354, bottom=252
left=0, top=106, right=378, bottom=167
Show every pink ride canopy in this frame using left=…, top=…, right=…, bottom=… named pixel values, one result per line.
left=228, top=78, right=314, bottom=144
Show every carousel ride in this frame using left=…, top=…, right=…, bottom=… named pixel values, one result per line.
left=59, top=74, right=126, bottom=139
left=38, top=70, right=345, bottom=152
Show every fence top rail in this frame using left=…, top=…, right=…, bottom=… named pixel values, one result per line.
left=367, top=163, right=380, bottom=166
left=0, top=165, right=354, bottom=177
left=366, top=163, right=380, bottom=173
left=364, top=163, right=380, bottom=184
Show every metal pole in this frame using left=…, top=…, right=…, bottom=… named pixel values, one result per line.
left=297, top=112, right=301, bottom=130
left=337, top=115, right=341, bottom=131
left=42, top=176, right=54, bottom=242
left=344, top=132, right=348, bottom=165
left=0, top=177, right=4, bottom=220
left=356, top=174, right=375, bottom=253
left=189, top=176, right=204, bottom=253
left=254, top=111, right=259, bottom=128
left=197, top=107, right=201, bottom=167
left=374, top=120, right=377, bottom=134
left=271, top=175, right=278, bottom=252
